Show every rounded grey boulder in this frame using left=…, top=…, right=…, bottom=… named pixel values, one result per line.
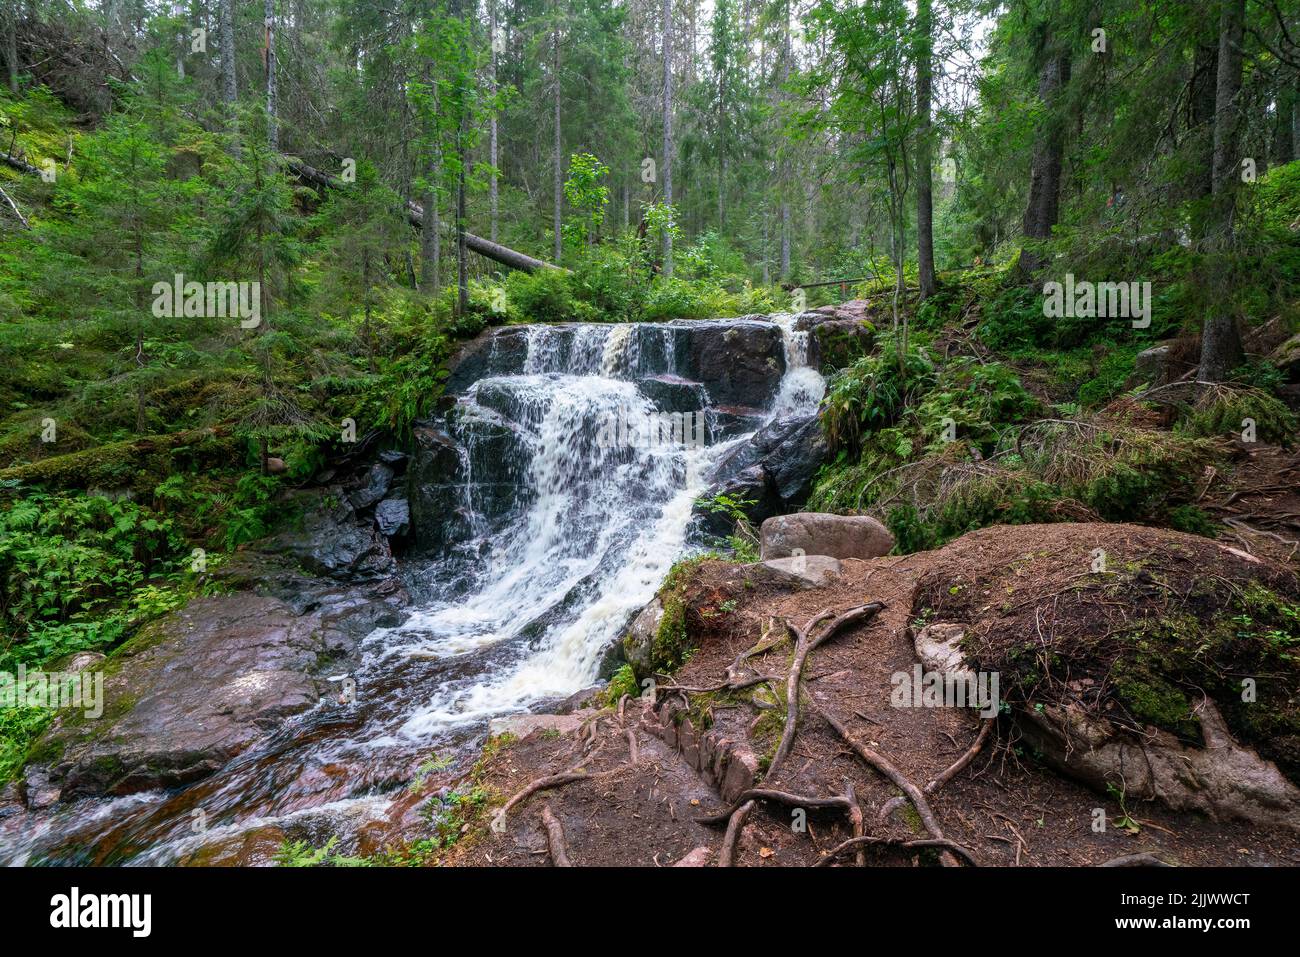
left=759, top=512, right=894, bottom=561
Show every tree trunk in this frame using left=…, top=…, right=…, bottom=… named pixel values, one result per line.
left=3, top=0, right=19, bottom=94
left=1200, top=0, right=1247, bottom=384
left=264, top=0, right=277, bottom=150
left=420, top=185, right=440, bottom=290
left=489, top=0, right=499, bottom=244
left=1016, top=51, right=1071, bottom=277
left=286, top=158, right=558, bottom=273
left=914, top=0, right=936, bottom=299
left=778, top=2, right=790, bottom=281
left=1209, top=0, right=1245, bottom=233
left=454, top=0, right=468, bottom=315
left=553, top=14, right=562, bottom=264
left=220, top=1, right=237, bottom=102
left=1274, top=81, right=1296, bottom=166
left=457, top=140, right=468, bottom=314
left=661, top=0, right=674, bottom=277
left=1190, top=35, right=1218, bottom=202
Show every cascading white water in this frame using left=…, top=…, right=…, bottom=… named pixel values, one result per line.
left=370, top=317, right=825, bottom=733
left=769, top=313, right=826, bottom=419
left=0, top=316, right=827, bottom=865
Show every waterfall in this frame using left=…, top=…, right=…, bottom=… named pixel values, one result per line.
left=769, top=313, right=826, bottom=419
left=0, top=316, right=826, bottom=865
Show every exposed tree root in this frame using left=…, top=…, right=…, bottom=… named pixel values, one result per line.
left=496, top=768, right=590, bottom=824
left=710, top=602, right=882, bottom=866
left=696, top=786, right=858, bottom=826
left=719, top=800, right=755, bottom=866
left=879, top=717, right=996, bottom=820
left=811, top=699, right=968, bottom=866
left=770, top=603, right=885, bottom=773
left=1098, top=852, right=1176, bottom=867
left=814, top=835, right=980, bottom=867
left=540, top=805, right=572, bottom=867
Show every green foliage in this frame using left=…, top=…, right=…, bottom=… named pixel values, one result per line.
left=562, top=152, right=610, bottom=249
left=0, top=705, right=55, bottom=784
left=1180, top=386, right=1298, bottom=448
left=602, top=663, right=639, bottom=706
left=0, top=486, right=189, bottom=663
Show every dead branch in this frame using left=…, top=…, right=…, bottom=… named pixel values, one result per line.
left=0, top=184, right=30, bottom=229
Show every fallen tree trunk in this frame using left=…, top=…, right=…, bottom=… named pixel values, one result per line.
left=287, top=159, right=559, bottom=274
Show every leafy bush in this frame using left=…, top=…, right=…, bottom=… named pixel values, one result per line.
left=505, top=267, right=597, bottom=324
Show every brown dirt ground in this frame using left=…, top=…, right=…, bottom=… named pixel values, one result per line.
left=440, top=522, right=1300, bottom=867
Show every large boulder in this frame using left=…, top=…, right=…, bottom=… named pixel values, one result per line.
left=746, top=555, right=843, bottom=589
left=795, top=312, right=874, bottom=373
left=760, top=512, right=894, bottom=561
left=25, top=595, right=329, bottom=802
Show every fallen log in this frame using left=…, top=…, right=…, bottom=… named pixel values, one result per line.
left=286, top=158, right=559, bottom=274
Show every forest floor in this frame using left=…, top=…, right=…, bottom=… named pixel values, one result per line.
left=434, top=518, right=1300, bottom=868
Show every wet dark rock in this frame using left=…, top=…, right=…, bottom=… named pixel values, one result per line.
left=350, top=462, right=395, bottom=509
left=445, top=325, right=532, bottom=393
left=375, top=498, right=410, bottom=539
left=673, top=319, right=786, bottom=407
left=27, top=595, right=330, bottom=801
left=596, top=631, right=627, bottom=680
left=264, top=494, right=395, bottom=582
left=762, top=415, right=828, bottom=505
left=637, top=375, right=707, bottom=414
left=378, top=449, right=408, bottom=467
left=695, top=413, right=827, bottom=536
left=709, top=405, right=768, bottom=441
left=406, top=417, right=529, bottom=556
left=693, top=463, right=780, bottom=538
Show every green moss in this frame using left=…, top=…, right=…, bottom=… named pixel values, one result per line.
left=1108, top=586, right=1300, bottom=777
left=646, top=556, right=710, bottom=675
left=1112, top=661, right=1201, bottom=742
